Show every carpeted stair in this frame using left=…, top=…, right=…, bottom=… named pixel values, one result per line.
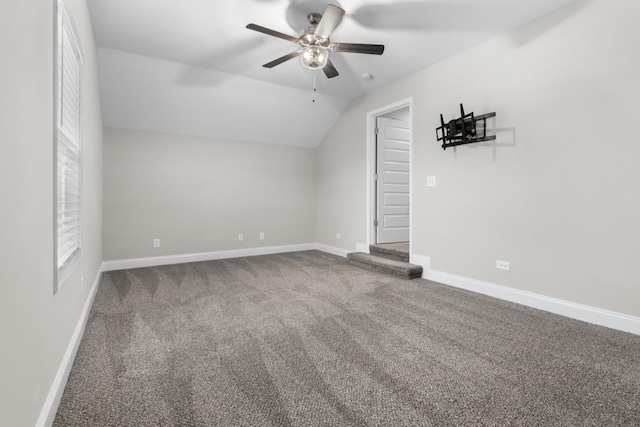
left=347, top=243, right=423, bottom=280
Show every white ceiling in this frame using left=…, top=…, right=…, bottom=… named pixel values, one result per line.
left=88, top=0, right=576, bottom=147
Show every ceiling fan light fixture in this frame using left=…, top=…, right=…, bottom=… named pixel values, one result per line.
left=300, top=45, right=328, bottom=70
left=246, top=3, right=384, bottom=79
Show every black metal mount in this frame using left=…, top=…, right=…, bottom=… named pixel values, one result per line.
left=436, top=104, right=496, bottom=150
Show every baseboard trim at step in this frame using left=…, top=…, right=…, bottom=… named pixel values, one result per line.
left=425, top=268, right=640, bottom=336
left=355, top=242, right=369, bottom=253
left=410, top=254, right=431, bottom=273
left=102, top=243, right=319, bottom=271
left=36, top=268, right=102, bottom=427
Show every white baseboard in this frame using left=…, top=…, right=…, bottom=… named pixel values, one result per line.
left=424, top=266, right=640, bottom=336
left=315, top=243, right=350, bottom=258
left=355, top=242, right=369, bottom=253
left=102, top=243, right=318, bottom=271
left=410, top=253, right=431, bottom=272
left=36, top=267, right=102, bottom=427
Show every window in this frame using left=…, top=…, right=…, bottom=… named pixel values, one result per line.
left=54, top=0, right=84, bottom=291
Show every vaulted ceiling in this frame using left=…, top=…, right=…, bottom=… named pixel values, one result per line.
left=88, top=0, right=576, bottom=147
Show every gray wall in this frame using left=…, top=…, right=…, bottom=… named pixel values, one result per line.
left=0, top=0, right=103, bottom=425
left=103, top=128, right=316, bottom=260
left=316, top=0, right=640, bottom=318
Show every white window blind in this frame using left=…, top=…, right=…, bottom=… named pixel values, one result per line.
left=55, top=0, right=84, bottom=290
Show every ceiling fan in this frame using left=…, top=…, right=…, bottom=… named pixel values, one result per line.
left=246, top=4, right=384, bottom=79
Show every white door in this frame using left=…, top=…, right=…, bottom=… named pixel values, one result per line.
left=376, top=117, right=410, bottom=244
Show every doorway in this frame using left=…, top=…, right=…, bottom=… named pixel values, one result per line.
left=366, top=98, right=413, bottom=251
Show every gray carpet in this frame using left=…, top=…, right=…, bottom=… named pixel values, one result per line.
left=54, top=250, right=640, bottom=426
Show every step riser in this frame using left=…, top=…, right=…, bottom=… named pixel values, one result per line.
left=347, top=252, right=423, bottom=280
left=348, top=259, right=421, bottom=280
left=369, top=248, right=409, bottom=263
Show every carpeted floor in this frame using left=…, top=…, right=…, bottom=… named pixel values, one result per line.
left=54, top=250, right=640, bottom=426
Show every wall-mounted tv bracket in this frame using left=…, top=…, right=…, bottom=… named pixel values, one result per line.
left=436, top=104, right=496, bottom=150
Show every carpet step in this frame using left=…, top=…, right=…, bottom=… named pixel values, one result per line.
left=347, top=252, right=423, bottom=280
left=369, top=243, right=409, bottom=262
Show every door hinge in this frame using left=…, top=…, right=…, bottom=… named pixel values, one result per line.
left=374, top=174, right=378, bottom=181
left=375, top=127, right=379, bottom=135
left=374, top=220, right=379, bottom=227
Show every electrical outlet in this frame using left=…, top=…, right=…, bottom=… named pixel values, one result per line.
left=259, top=232, right=265, bottom=240
left=427, top=176, right=437, bottom=187
left=238, top=234, right=243, bottom=241
left=153, top=238, right=160, bottom=248
left=336, top=233, right=342, bottom=239
left=496, top=260, right=510, bottom=271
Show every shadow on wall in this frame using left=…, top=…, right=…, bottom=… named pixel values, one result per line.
left=486, top=126, right=517, bottom=162
left=508, top=0, right=588, bottom=47
left=448, top=115, right=517, bottom=163
left=174, top=39, right=265, bottom=87
left=349, top=1, right=581, bottom=32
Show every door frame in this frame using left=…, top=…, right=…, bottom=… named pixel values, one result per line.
left=365, top=97, right=413, bottom=253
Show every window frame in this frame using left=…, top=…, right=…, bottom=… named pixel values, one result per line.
left=54, top=0, right=84, bottom=292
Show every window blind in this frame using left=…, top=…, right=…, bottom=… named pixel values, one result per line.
left=55, top=0, right=84, bottom=289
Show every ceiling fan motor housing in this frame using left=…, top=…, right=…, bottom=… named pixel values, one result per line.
left=299, top=27, right=330, bottom=47
left=307, top=12, right=322, bottom=26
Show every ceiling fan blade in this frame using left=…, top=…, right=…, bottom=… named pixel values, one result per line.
left=263, top=50, right=302, bottom=68
left=246, top=24, right=299, bottom=43
left=330, top=43, right=385, bottom=55
left=322, top=59, right=339, bottom=79
left=314, top=5, right=345, bottom=39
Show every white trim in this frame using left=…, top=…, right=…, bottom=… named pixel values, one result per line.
left=102, top=243, right=318, bottom=271
left=102, top=243, right=354, bottom=273
left=355, top=242, right=369, bottom=253
left=366, top=98, right=413, bottom=250
left=315, top=243, right=350, bottom=258
left=36, top=267, right=102, bottom=427
left=423, top=266, right=640, bottom=336
left=410, top=253, right=431, bottom=273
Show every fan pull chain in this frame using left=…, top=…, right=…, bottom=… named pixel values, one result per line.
left=312, top=71, right=317, bottom=103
